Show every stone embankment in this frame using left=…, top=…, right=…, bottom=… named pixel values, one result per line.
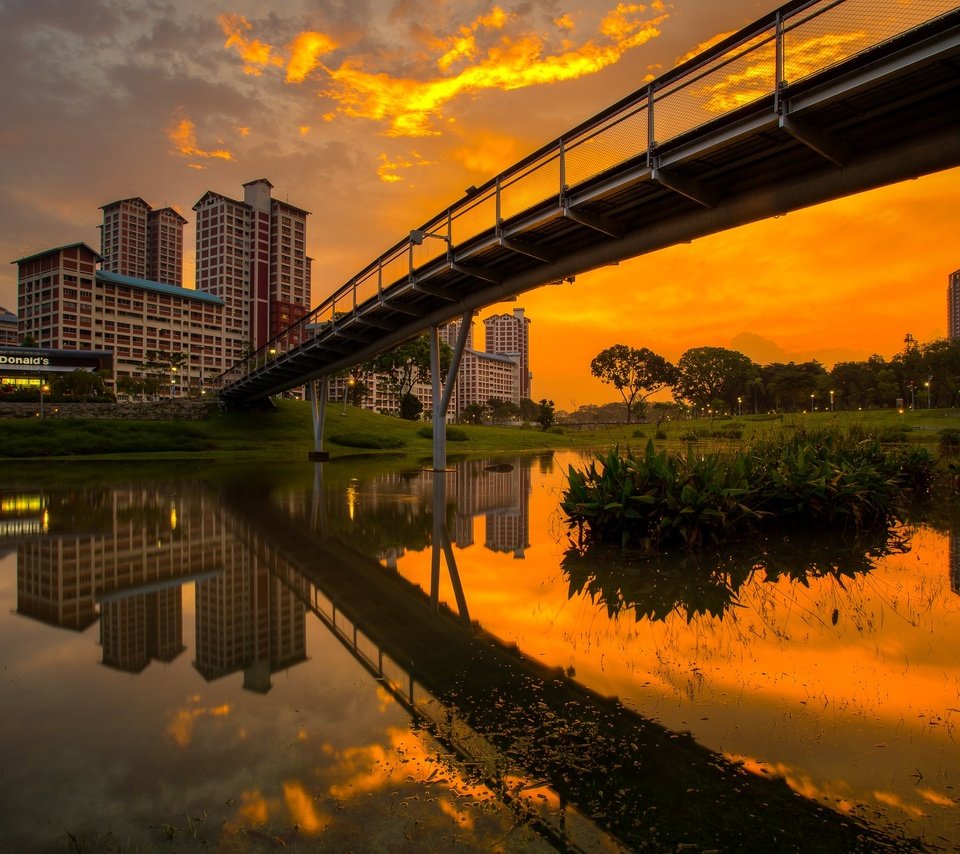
left=0, top=400, right=214, bottom=420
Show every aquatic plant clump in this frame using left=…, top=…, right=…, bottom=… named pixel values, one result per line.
left=561, top=430, right=937, bottom=551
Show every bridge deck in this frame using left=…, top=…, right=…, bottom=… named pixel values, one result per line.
left=220, top=0, right=960, bottom=403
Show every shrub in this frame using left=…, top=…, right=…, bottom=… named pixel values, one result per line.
left=938, top=428, right=960, bottom=455
left=632, top=429, right=645, bottom=438
left=328, top=432, right=405, bottom=449
left=678, top=432, right=698, bottom=442
left=655, top=429, right=667, bottom=440
left=547, top=426, right=564, bottom=434
left=710, top=427, right=743, bottom=440
left=417, top=426, right=469, bottom=441
left=877, top=425, right=910, bottom=444
left=561, top=428, right=938, bottom=552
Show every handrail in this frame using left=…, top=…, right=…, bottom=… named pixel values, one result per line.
left=217, top=0, right=960, bottom=392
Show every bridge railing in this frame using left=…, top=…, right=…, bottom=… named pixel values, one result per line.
left=218, top=0, right=959, bottom=393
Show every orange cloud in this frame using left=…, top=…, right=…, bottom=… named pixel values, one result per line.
left=286, top=31, right=339, bottom=83
left=675, top=30, right=736, bottom=66
left=218, top=13, right=285, bottom=76
left=219, top=4, right=669, bottom=138
left=451, top=130, right=523, bottom=175
left=377, top=150, right=437, bottom=183
left=167, top=113, right=235, bottom=163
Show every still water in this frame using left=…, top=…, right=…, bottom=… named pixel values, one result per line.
left=1, top=451, right=958, bottom=852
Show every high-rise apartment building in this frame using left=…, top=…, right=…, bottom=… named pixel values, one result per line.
left=193, top=178, right=311, bottom=364
left=948, top=269, right=960, bottom=340
left=0, top=306, right=17, bottom=345
left=484, top=307, right=532, bottom=399
left=14, top=243, right=230, bottom=393
left=99, top=197, right=186, bottom=286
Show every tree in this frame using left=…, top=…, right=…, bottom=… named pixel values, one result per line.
left=590, top=345, right=677, bottom=424
left=762, top=361, right=827, bottom=412
left=399, top=393, right=423, bottom=421
left=519, top=397, right=540, bottom=422
left=916, top=338, right=960, bottom=408
left=674, top=347, right=756, bottom=411
left=537, top=398, right=555, bottom=431
left=371, top=335, right=452, bottom=405
left=52, top=370, right=107, bottom=401
left=461, top=402, right=486, bottom=424
left=487, top=397, right=519, bottom=423
left=140, top=350, right=186, bottom=398
left=20, top=333, right=37, bottom=348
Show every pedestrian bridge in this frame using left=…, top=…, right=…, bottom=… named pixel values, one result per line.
left=217, top=0, right=960, bottom=461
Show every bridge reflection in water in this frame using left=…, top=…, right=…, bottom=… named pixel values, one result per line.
left=5, top=460, right=947, bottom=850
left=225, top=460, right=916, bottom=852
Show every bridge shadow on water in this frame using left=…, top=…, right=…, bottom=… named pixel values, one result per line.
left=222, top=467, right=925, bottom=853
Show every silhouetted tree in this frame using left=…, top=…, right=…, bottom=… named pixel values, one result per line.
left=590, top=344, right=677, bottom=424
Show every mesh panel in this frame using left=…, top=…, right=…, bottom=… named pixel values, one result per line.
left=499, top=152, right=562, bottom=220
left=411, top=231, right=449, bottom=269
left=654, top=30, right=776, bottom=145
left=565, top=102, right=649, bottom=188
left=784, top=0, right=960, bottom=84
left=379, top=250, right=410, bottom=292
left=353, top=268, right=380, bottom=306
left=450, top=191, right=497, bottom=245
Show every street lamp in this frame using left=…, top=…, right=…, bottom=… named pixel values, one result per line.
left=830, top=389, right=835, bottom=411
left=927, top=376, right=933, bottom=409
left=810, top=393, right=815, bottom=412
left=39, top=382, right=49, bottom=418
left=737, top=396, right=742, bottom=416
left=410, top=229, right=450, bottom=246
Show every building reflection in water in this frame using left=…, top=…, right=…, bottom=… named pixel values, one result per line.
left=5, top=484, right=306, bottom=689
left=303, top=456, right=538, bottom=565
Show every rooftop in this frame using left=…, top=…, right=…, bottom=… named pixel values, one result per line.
left=96, top=270, right=224, bottom=305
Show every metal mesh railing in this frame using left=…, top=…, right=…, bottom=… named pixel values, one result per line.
left=784, top=0, right=959, bottom=85
left=653, top=30, right=777, bottom=144
left=219, top=0, right=959, bottom=391
left=499, top=151, right=562, bottom=221
left=450, top=190, right=498, bottom=246
left=564, top=101, right=649, bottom=187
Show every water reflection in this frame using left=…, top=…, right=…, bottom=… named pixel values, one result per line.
left=1, top=455, right=958, bottom=850
left=562, top=527, right=911, bottom=623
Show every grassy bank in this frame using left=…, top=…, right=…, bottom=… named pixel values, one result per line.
left=1, top=398, right=959, bottom=461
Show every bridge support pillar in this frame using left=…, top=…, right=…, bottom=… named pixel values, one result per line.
left=308, top=377, right=330, bottom=461
left=430, top=311, right=473, bottom=471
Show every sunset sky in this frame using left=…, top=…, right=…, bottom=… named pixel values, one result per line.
left=0, top=0, right=955, bottom=407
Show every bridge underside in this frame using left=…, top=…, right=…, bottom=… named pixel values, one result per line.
left=221, top=13, right=960, bottom=404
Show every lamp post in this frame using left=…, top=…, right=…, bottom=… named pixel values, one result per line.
left=39, top=382, right=49, bottom=418
left=810, top=393, right=815, bottom=412
left=737, top=396, right=742, bottom=416
left=927, top=376, right=933, bottom=409
left=830, top=389, right=835, bottom=411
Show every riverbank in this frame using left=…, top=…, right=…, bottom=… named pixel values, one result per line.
left=1, top=397, right=958, bottom=461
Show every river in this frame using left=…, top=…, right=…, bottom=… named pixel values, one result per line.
left=0, top=450, right=957, bottom=851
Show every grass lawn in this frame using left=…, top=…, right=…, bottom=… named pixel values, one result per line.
left=0, top=398, right=957, bottom=461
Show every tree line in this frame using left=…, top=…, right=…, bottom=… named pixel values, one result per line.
left=589, top=338, right=960, bottom=422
